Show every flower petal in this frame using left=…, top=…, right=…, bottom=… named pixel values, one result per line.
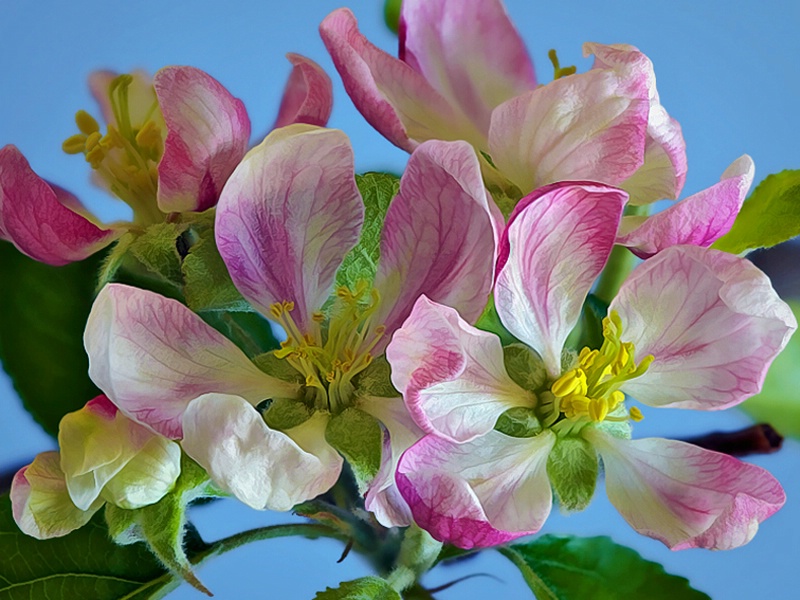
left=272, top=53, right=333, bottom=129
left=84, top=284, right=295, bottom=439
left=586, top=431, right=785, bottom=550
left=181, top=394, right=342, bottom=511
left=360, top=395, right=423, bottom=527
left=495, top=182, right=627, bottom=376
left=488, top=68, right=650, bottom=194
left=320, top=9, right=483, bottom=150
left=0, top=145, right=119, bottom=265
left=399, top=0, right=536, bottom=134
left=374, top=140, right=499, bottom=338
left=11, top=452, right=102, bottom=540
left=617, top=156, right=755, bottom=258
left=583, top=42, right=687, bottom=205
left=386, top=296, right=531, bottom=443
left=155, top=66, right=251, bottom=213
left=613, top=245, right=797, bottom=409
left=396, top=430, right=555, bottom=549
left=216, top=125, right=362, bottom=332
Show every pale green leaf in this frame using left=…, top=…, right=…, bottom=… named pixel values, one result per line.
left=546, top=437, right=598, bottom=512
left=315, top=576, right=401, bottom=600
left=325, top=408, right=383, bottom=492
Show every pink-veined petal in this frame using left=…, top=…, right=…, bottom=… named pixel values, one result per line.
left=495, top=182, right=627, bottom=376
left=488, top=68, right=650, bottom=194
left=374, top=140, right=499, bottom=338
left=613, top=245, right=797, bottom=409
left=272, top=53, right=333, bottom=129
left=11, top=452, right=102, bottom=540
left=216, top=125, right=362, bottom=332
left=617, top=156, right=755, bottom=258
left=0, top=145, right=119, bottom=265
left=586, top=430, right=785, bottom=550
left=181, top=394, right=342, bottom=511
left=583, top=42, right=687, bottom=205
left=360, top=395, right=423, bottom=527
left=386, top=296, right=532, bottom=443
left=155, top=66, right=251, bottom=213
left=396, top=430, right=555, bottom=549
left=399, top=0, right=535, bottom=134
left=84, top=284, right=296, bottom=439
left=320, top=9, right=483, bottom=151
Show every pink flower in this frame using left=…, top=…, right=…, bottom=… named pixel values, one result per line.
left=0, top=57, right=332, bottom=266
left=83, top=127, right=500, bottom=522
left=387, top=181, right=794, bottom=550
left=321, top=1, right=684, bottom=203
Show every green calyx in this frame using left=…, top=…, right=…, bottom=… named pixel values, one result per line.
left=546, top=436, right=598, bottom=512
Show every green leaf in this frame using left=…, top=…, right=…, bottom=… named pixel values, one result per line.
left=741, top=300, right=800, bottom=436
left=354, top=355, right=398, bottom=398
left=325, top=408, right=383, bottom=493
left=0, top=241, right=102, bottom=437
left=262, top=398, right=313, bottom=430
left=713, top=169, right=800, bottom=254
left=336, top=172, right=399, bottom=291
left=503, top=344, right=547, bottom=392
left=500, top=535, right=710, bottom=600
left=546, top=437, right=598, bottom=512
left=495, top=407, right=541, bottom=438
left=127, top=222, right=187, bottom=287
left=383, top=0, right=402, bottom=35
left=315, top=576, right=401, bottom=600
left=0, top=492, right=178, bottom=600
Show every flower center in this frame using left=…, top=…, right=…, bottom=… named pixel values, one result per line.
left=62, top=74, right=164, bottom=225
left=549, top=310, right=653, bottom=428
left=269, top=281, right=386, bottom=413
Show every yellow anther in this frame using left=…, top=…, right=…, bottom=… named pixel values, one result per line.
left=312, top=312, right=325, bottom=323
left=579, top=347, right=599, bottom=369
left=629, top=406, right=644, bottom=422
left=326, top=371, right=336, bottom=383
left=84, top=131, right=102, bottom=152
left=62, top=134, right=87, bottom=155
left=588, top=398, right=609, bottom=423
left=75, top=110, right=100, bottom=135
left=632, top=354, right=655, bottom=377
left=374, top=325, right=386, bottom=336
left=269, top=303, right=284, bottom=319
left=85, top=145, right=105, bottom=169
left=551, top=369, right=588, bottom=398
left=609, top=390, right=625, bottom=410
left=548, top=48, right=577, bottom=80
left=135, top=120, right=164, bottom=161
left=304, top=334, right=315, bottom=345
left=274, top=346, right=295, bottom=359
left=282, top=300, right=295, bottom=312
left=363, top=353, right=373, bottom=366
left=101, top=127, right=124, bottom=149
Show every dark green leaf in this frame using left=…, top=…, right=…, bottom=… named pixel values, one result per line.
left=315, top=576, right=401, bottom=600
left=713, top=169, right=800, bottom=254
left=0, top=492, right=178, bottom=600
left=336, top=173, right=399, bottom=291
left=501, top=535, right=710, bottom=600
left=0, top=241, right=102, bottom=437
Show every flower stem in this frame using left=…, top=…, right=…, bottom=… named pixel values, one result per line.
left=594, top=246, right=635, bottom=304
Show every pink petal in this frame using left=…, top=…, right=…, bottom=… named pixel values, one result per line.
left=400, top=0, right=536, bottom=134
left=612, top=245, right=797, bottom=410
left=360, top=395, right=423, bottom=527
left=0, top=145, right=119, bottom=265
left=488, top=67, right=650, bottom=194
left=374, top=140, right=499, bottom=338
left=155, top=66, right=251, bottom=213
left=386, top=296, right=532, bottom=444
left=272, top=53, right=333, bottom=129
left=11, top=452, right=102, bottom=540
left=583, top=43, right=687, bottom=204
left=320, top=9, right=482, bottom=151
left=216, top=125, right=362, bottom=333
left=181, top=394, right=342, bottom=511
left=617, top=156, right=755, bottom=258
left=396, top=430, right=555, bottom=549
left=84, top=284, right=296, bottom=439
left=495, top=182, right=628, bottom=376
left=586, top=430, right=785, bottom=550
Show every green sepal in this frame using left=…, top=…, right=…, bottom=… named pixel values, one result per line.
left=503, top=343, right=547, bottom=392
left=325, top=407, right=383, bottom=493
left=546, top=436, right=598, bottom=512
left=252, top=350, right=305, bottom=383
left=336, top=172, right=399, bottom=291
left=314, top=576, right=401, bottom=600
left=475, top=294, right=517, bottom=345
left=354, top=354, right=398, bottom=397
left=502, top=535, right=711, bottom=600
left=383, top=0, right=402, bottom=34
left=495, top=406, right=541, bottom=438
left=262, top=398, right=313, bottom=431
left=576, top=293, right=609, bottom=351
left=713, top=169, right=800, bottom=254
left=200, top=311, right=280, bottom=357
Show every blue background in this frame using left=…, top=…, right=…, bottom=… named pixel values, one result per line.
left=1, top=0, right=799, bottom=598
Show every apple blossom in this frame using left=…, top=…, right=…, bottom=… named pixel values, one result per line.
left=388, top=181, right=794, bottom=550
left=0, top=56, right=332, bottom=266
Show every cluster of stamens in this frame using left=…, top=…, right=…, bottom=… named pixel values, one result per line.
left=62, top=74, right=164, bottom=225
left=270, top=281, right=386, bottom=412
left=549, top=311, right=652, bottom=426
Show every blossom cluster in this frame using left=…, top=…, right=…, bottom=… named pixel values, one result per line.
left=2, top=0, right=794, bottom=573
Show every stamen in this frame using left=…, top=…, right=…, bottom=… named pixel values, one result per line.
left=548, top=49, right=577, bottom=80
left=75, top=110, right=100, bottom=135
left=629, top=406, right=644, bottom=422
